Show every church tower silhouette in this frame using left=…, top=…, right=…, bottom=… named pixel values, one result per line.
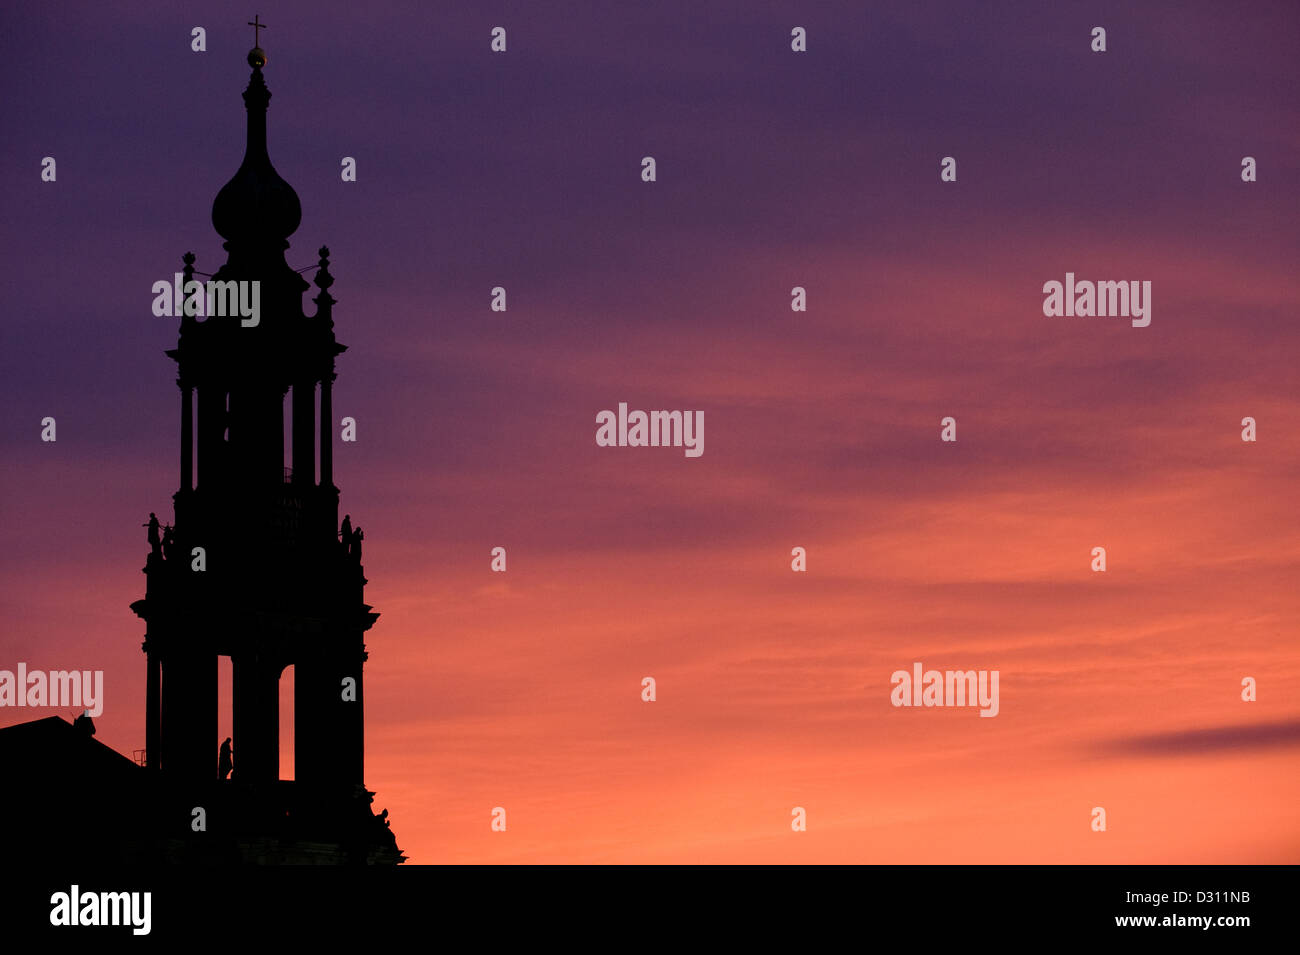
left=122, top=37, right=400, bottom=863
left=0, top=28, right=401, bottom=867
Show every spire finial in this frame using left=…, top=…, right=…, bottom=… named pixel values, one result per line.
left=247, top=15, right=268, bottom=68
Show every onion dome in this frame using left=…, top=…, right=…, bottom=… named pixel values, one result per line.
left=211, top=50, right=301, bottom=247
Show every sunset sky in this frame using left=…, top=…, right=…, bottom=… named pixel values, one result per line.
left=2, top=0, right=1298, bottom=863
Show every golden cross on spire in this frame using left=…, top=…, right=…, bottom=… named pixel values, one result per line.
left=248, top=14, right=268, bottom=48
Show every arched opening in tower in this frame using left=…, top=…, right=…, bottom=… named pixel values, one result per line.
left=283, top=386, right=293, bottom=481
left=218, top=656, right=233, bottom=777
left=279, top=663, right=295, bottom=781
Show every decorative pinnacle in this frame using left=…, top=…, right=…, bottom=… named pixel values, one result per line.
left=314, top=246, right=336, bottom=327
left=314, top=247, right=335, bottom=292
left=181, top=252, right=197, bottom=327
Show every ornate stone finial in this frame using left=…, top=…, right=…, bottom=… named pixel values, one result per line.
left=314, top=246, right=336, bottom=326
left=315, top=247, right=334, bottom=291
left=181, top=252, right=197, bottom=327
